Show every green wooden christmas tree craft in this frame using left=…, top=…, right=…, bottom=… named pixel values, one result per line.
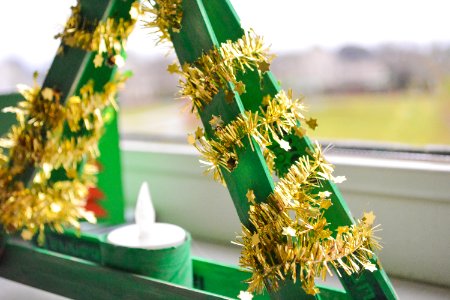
left=0, top=0, right=137, bottom=239
left=153, top=0, right=398, bottom=298
left=0, top=0, right=399, bottom=299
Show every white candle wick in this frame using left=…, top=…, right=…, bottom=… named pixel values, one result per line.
left=135, top=182, right=155, bottom=240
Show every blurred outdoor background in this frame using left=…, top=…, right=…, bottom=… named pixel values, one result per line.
left=1, top=0, right=449, bottom=147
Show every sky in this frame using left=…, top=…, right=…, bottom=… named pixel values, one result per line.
left=0, top=0, right=448, bottom=69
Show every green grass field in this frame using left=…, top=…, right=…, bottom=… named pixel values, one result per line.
left=120, top=90, right=450, bottom=147
left=307, top=91, right=450, bottom=146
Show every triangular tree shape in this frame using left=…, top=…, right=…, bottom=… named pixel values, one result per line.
left=0, top=0, right=397, bottom=299
left=165, top=0, right=397, bottom=298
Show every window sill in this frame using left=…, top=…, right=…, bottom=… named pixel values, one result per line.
left=120, top=140, right=450, bottom=288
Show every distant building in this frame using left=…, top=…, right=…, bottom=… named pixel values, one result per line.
left=271, top=46, right=390, bottom=94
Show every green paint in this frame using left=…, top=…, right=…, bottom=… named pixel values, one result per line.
left=100, top=234, right=193, bottom=287
left=0, top=93, right=22, bottom=136
left=96, top=108, right=125, bottom=224
left=0, top=239, right=224, bottom=300
left=170, top=0, right=397, bottom=298
left=0, top=237, right=354, bottom=300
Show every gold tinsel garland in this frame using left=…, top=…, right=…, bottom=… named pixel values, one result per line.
left=142, top=0, right=183, bottom=45
left=145, top=2, right=381, bottom=296
left=179, top=30, right=273, bottom=112
left=55, top=1, right=140, bottom=68
left=236, top=145, right=380, bottom=295
left=0, top=73, right=129, bottom=242
left=0, top=0, right=135, bottom=240
left=187, top=90, right=307, bottom=183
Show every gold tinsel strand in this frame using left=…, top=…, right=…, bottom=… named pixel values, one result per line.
left=188, top=90, right=308, bottom=182
left=141, top=0, right=183, bottom=45
left=0, top=0, right=136, bottom=240
left=55, top=1, right=141, bottom=68
left=179, top=30, right=273, bottom=112
left=236, top=145, right=381, bottom=295
left=0, top=72, right=129, bottom=241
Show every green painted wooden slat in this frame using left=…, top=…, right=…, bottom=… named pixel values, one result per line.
left=96, top=108, right=126, bottom=224
left=171, top=0, right=397, bottom=298
left=0, top=93, right=21, bottom=136
left=171, top=1, right=312, bottom=298
left=193, top=257, right=351, bottom=300
left=18, top=0, right=134, bottom=223
left=0, top=236, right=351, bottom=300
left=0, top=239, right=227, bottom=300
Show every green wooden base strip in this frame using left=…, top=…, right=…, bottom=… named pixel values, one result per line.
left=0, top=237, right=352, bottom=300
left=192, top=257, right=350, bottom=300
left=39, top=225, right=193, bottom=287
left=0, top=239, right=227, bottom=300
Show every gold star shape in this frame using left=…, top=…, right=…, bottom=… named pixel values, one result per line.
left=234, top=81, right=246, bottom=95
left=337, top=226, right=349, bottom=235
left=363, top=211, right=376, bottom=225
left=282, top=226, right=296, bottom=237
left=93, top=53, right=104, bottom=68
left=251, top=233, right=260, bottom=246
left=318, top=191, right=332, bottom=199
left=320, top=199, right=333, bottom=209
left=262, top=94, right=271, bottom=106
left=364, top=262, right=378, bottom=272
left=209, top=115, right=224, bottom=130
left=129, top=2, right=140, bottom=20
left=319, top=228, right=332, bottom=239
left=278, top=139, right=291, bottom=151
left=167, top=63, right=180, bottom=74
left=237, top=291, right=253, bottom=300
left=306, top=118, right=318, bottom=130
left=246, top=189, right=255, bottom=203
left=333, top=176, right=347, bottom=184
left=113, top=55, right=125, bottom=68
left=187, top=134, right=196, bottom=145
left=41, top=87, right=54, bottom=100
left=225, top=89, right=234, bottom=103
left=21, top=230, right=34, bottom=240
left=258, top=60, right=270, bottom=73
left=195, top=127, right=204, bottom=139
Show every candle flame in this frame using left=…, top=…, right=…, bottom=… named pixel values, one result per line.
left=135, top=182, right=155, bottom=239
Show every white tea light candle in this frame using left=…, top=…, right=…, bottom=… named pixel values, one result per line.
left=107, top=182, right=186, bottom=250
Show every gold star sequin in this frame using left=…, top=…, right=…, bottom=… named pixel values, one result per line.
left=237, top=291, right=253, bottom=300
left=282, top=226, right=296, bottom=237
left=318, top=191, right=332, bottom=199
left=195, top=127, right=204, bottom=139
left=320, top=199, right=332, bottom=209
left=333, top=176, right=347, bottom=184
left=41, top=87, right=54, bottom=100
left=306, top=118, right=318, bottom=130
left=187, top=134, right=196, bottom=145
left=94, top=53, right=104, bottom=68
left=364, top=262, right=378, bottom=272
left=337, top=226, right=349, bottom=235
left=278, top=139, right=291, bottom=151
left=363, top=211, right=376, bottom=225
left=246, top=189, right=256, bottom=203
left=209, top=115, right=224, bottom=130
left=167, top=63, right=180, bottom=74
left=251, top=233, right=260, bottom=246
left=258, top=60, right=270, bottom=73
